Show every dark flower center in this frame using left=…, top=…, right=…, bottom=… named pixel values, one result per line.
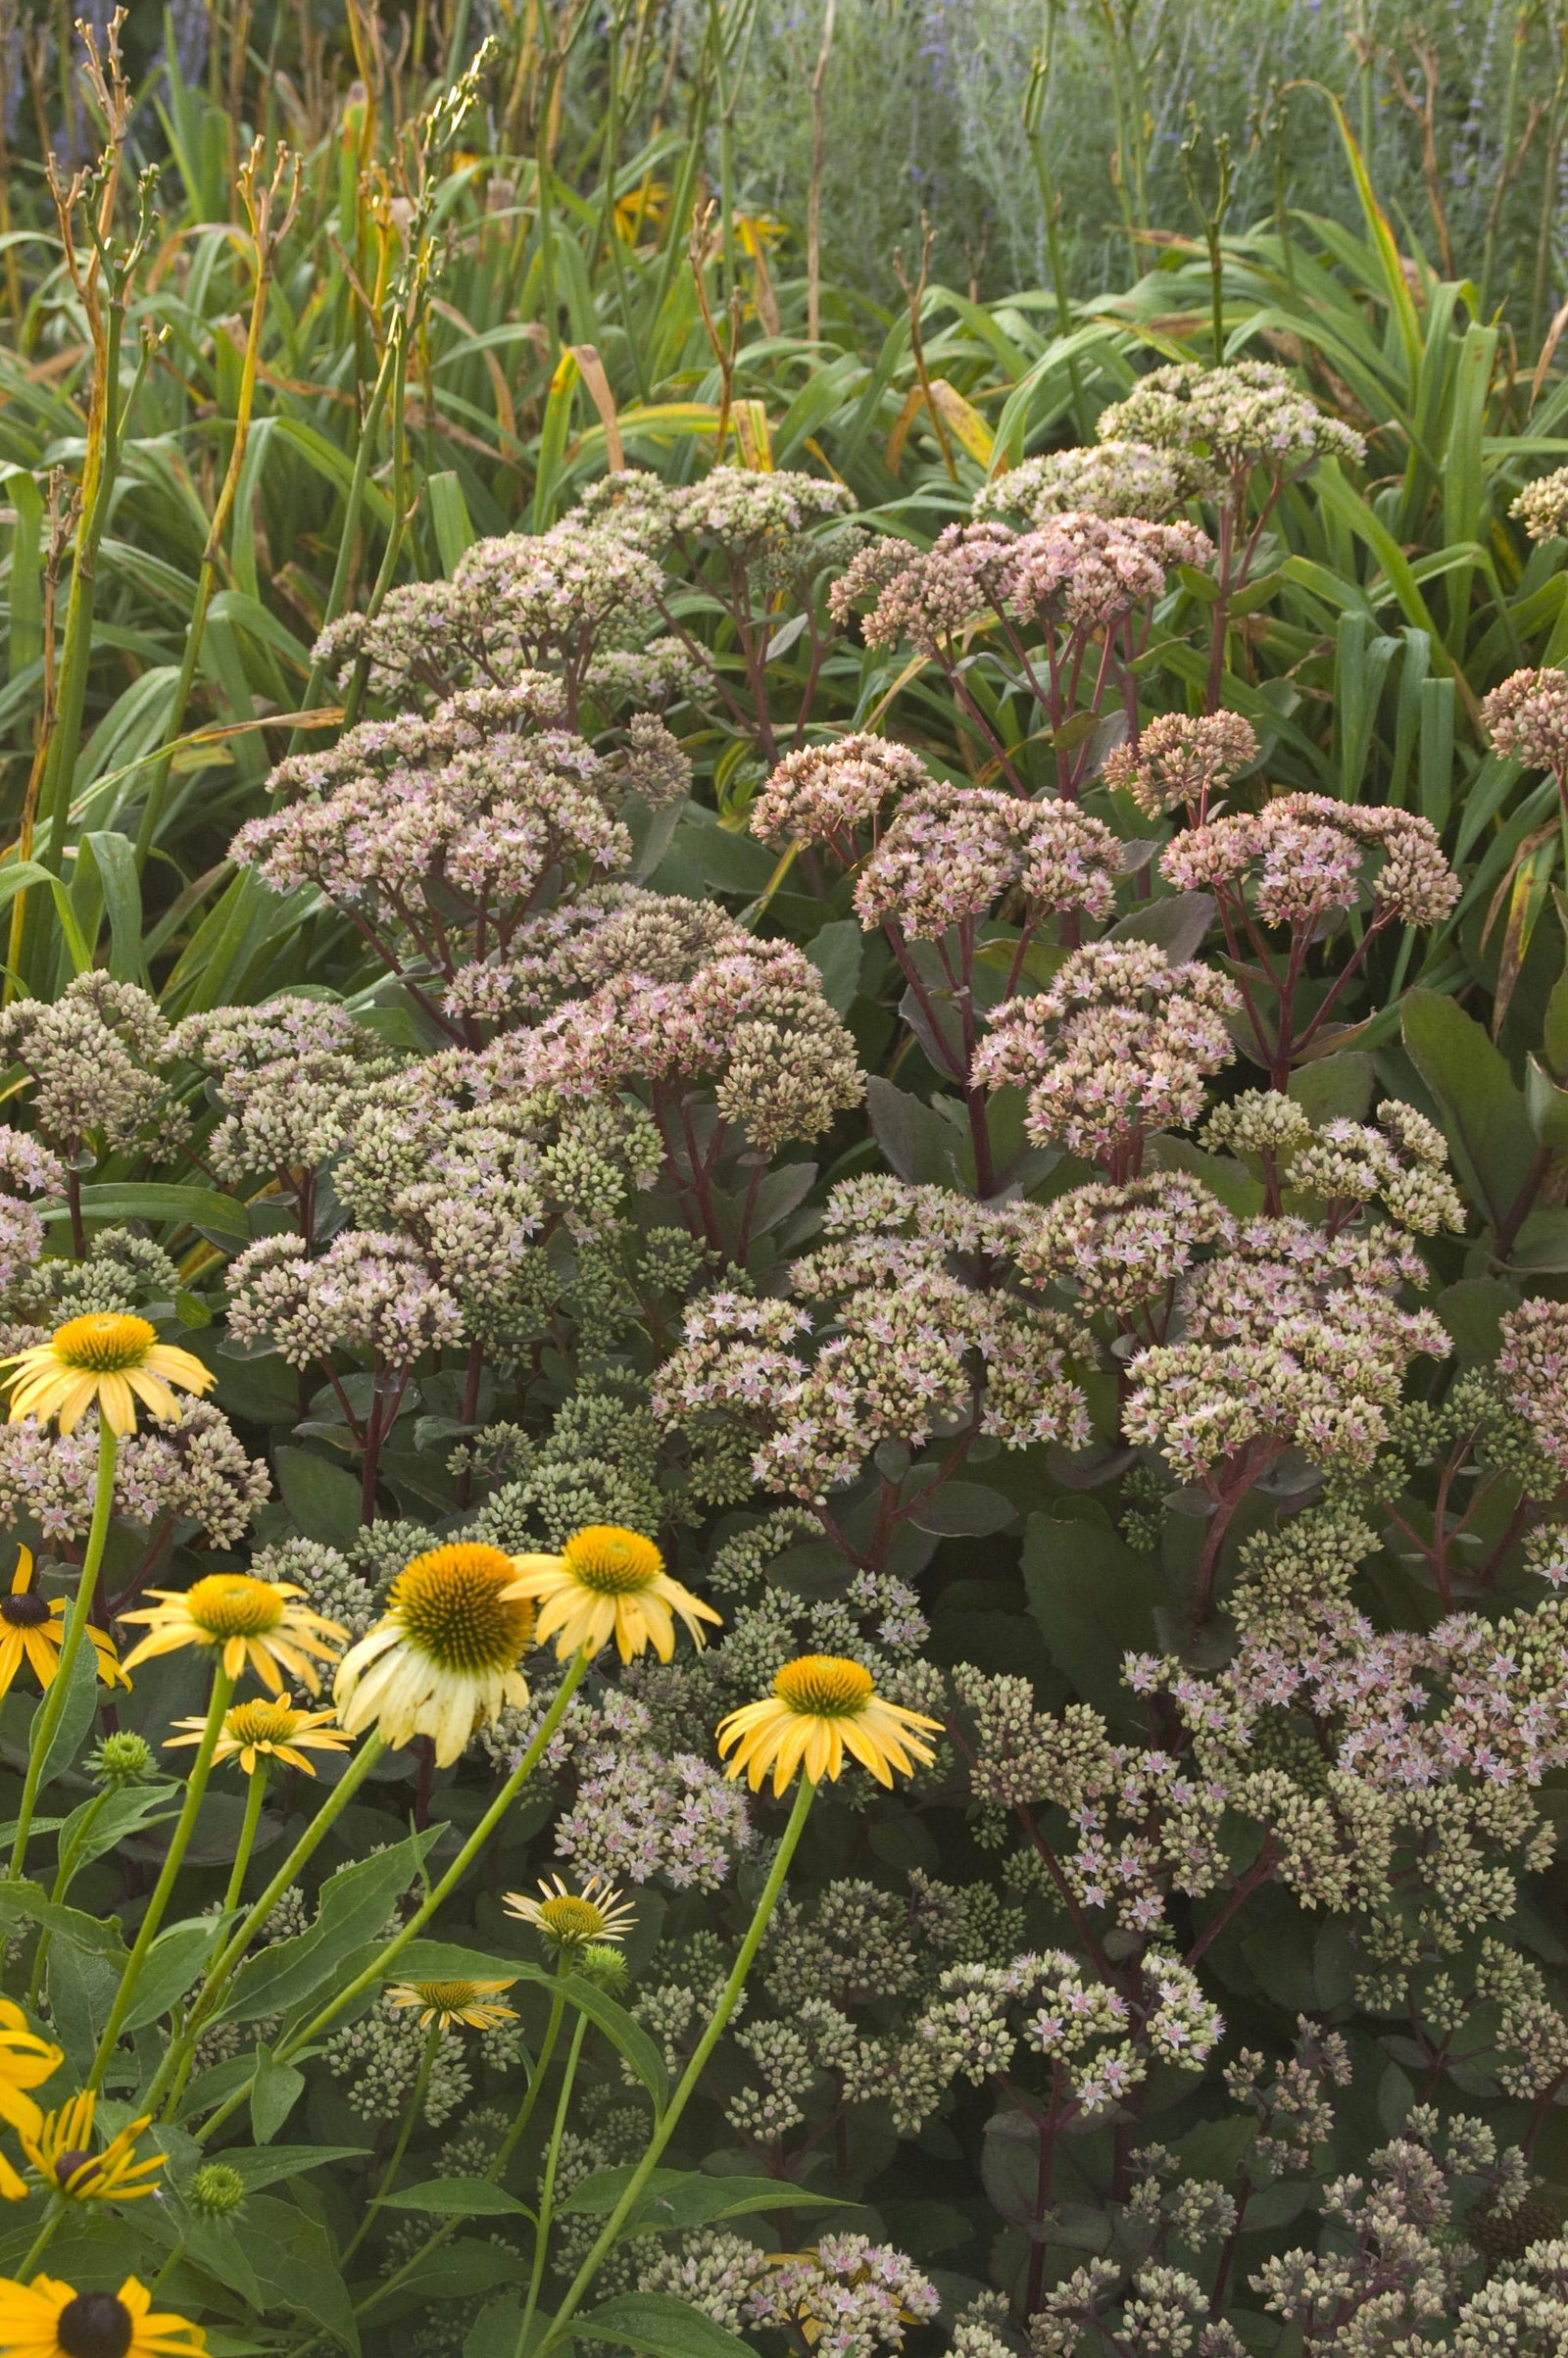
left=0, top=1591, right=50, bottom=1627
left=55, top=2146, right=96, bottom=2188
left=57, top=2292, right=133, bottom=2358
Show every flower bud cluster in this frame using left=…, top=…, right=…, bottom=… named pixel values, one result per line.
left=1098, top=360, right=1366, bottom=478
left=655, top=1178, right=1092, bottom=1501
left=0, top=1400, right=269, bottom=1547
left=0, top=973, right=186, bottom=1162
left=227, top=1229, right=466, bottom=1371
left=314, top=516, right=664, bottom=706
left=1102, top=709, right=1257, bottom=818
left=484, top=891, right=862, bottom=1154
left=974, top=440, right=1188, bottom=524
left=1482, top=665, right=1568, bottom=777
left=1512, top=467, right=1568, bottom=541
left=749, top=733, right=932, bottom=856
left=830, top=514, right=1210, bottom=652
left=172, top=994, right=404, bottom=1188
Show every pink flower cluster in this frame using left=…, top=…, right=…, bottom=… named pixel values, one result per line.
left=1122, top=1219, right=1451, bottom=1475
left=234, top=695, right=634, bottom=929
left=1010, top=1172, right=1237, bottom=1324
left=1484, top=666, right=1568, bottom=781
left=314, top=517, right=665, bottom=707
left=972, top=940, right=1239, bottom=1168
left=227, top=1230, right=466, bottom=1371
left=482, top=895, right=862, bottom=1154
left=829, top=512, right=1211, bottom=653
left=1498, top=1300, right=1568, bottom=1476
left=854, top=782, right=1119, bottom=936
left=749, top=733, right=931, bottom=856
left=1161, top=793, right=1458, bottom=928
left=1102, top=710, right=1258, bottom=819
left=654, top=1177, right=1092, bottom=1501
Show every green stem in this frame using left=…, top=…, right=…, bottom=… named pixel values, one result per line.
left=538, top=1775, right=818, bottom=2352
left=282, top=327, right=401, bottom=760
left=357, top=1967, right=568, bottom=2318
left=8, top=1419, right=118, bottom=1882
left=339, top=309, right=416, bottom=735
left=707, top=0, right=737, bottom=304
left=16, top=2195, right=66, bottom=2277
left=517, top=2009, right=590, bottom=2355
left=341, top=2017, right=441, bottom=2269
left=198, top=1653, right=591, bottom=2141
left=221, top=1768, right=268, bottom=1917
left=152, top=1731, right=388, bottom=2121
left=89, top=1662, right=236, bottom=2090
left=144, top=2239, right=185, bottom=2300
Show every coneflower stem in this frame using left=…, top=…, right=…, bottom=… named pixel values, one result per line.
left=16, top=2193, right=67, bottom=2277
left=517, top=2008, right=591, bottom=2354
left=9, top=1418, right=118, bottom=1881
left=538, top=1774, right=818, bottom=2351
left=222, top=1768, right=269, bottom=1915
left=89, top=1661, right=235, bottom=2090
left=197, top=1651, right=591, bottom=2142
left=153, top=1730, right=390, bottom=2122
left=341, top=2016, right=442, bottom=2269
left=358, top=1963, right=569, bottom=2319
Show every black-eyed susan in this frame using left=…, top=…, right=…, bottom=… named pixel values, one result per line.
left=165, top=1695, right=351, bottom=1778
left=119, top=1576, right=345, bottom=1696
left=385, top=1978, right=518, bottom=2032
left=716, top=1655, right=942, bottom=1794
left=0, top=1314, right=214, bottom=1437
left=333, top=1543, right=533, bottom=1767
left=503, top=1525, right=719, bottom=1665
left=0, top=1550, right=126, bottom=1702
left=0, top=2274, right=205, bottom=2356
left=505, top=1872, right=636, bottom=1950
left=0, top=2002, right=61, bottom=2143
left=17, top=2093, right=163, bottom=2204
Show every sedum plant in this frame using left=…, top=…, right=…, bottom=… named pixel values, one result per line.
left=12, top=26, right=1568, bottom=2346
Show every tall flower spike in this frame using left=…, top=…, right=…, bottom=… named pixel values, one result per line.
left=0, top=1547, right=127, bottom=1700
left=0, top=1314, right=214, bottom=1436
left=504, top=1524, right=720, bottom=1664
left=333, top=1542, right=534, bottom=1765
left=716, top=1655, right=941, bottom=1793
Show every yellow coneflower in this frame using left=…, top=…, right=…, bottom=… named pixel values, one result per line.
left=503, top=1525, right=719, bottom=1665
left=716, top=1655, right=942, bottom=1794
left=0, top=2002, right=61, bottom=2145
left=505, top=1872, right=636, bottom=1951
left=0, top=1313, right=214, bottom=1436
left=0, top=1549, right=126, bottom=1702
left=333, top=1543, right=534, bottom=1767
left=164, top=1695, right=352, bottom=1778
left=18, top=2092, right=163, bottom=2204
left=0, top=2274, right=206, bottom=2355
left=119, top=1577, right=345, bottom=1696
left=385, top=1978, right=518, bottom=2032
